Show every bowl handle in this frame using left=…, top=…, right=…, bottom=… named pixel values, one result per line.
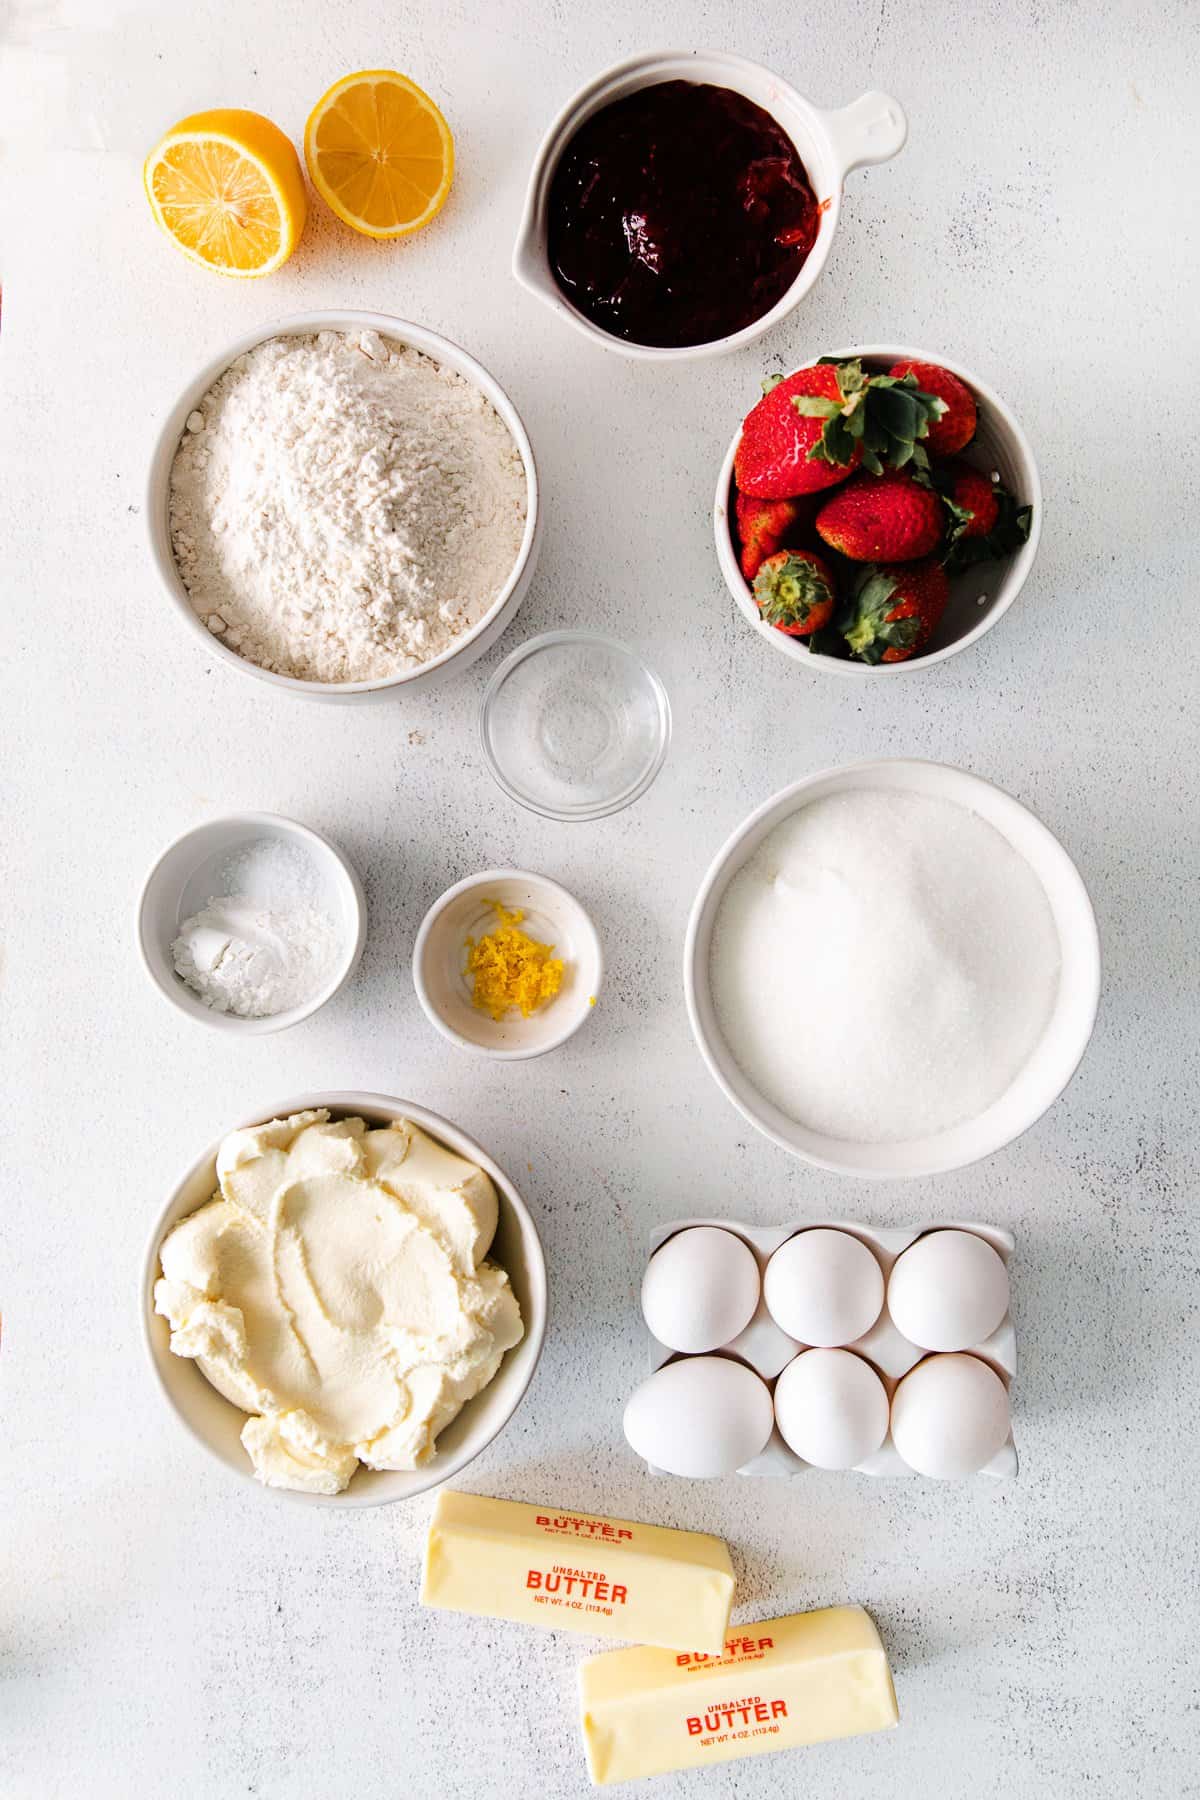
left=819, top=91, right=908, bottom=177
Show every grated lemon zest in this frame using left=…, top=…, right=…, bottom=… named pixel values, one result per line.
left=466, top=903, right=565, bottom=1021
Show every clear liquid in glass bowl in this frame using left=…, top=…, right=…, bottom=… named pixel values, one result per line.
left=479, top=631, right=671, bottom=821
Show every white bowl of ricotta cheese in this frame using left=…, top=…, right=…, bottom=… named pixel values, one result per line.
left=146, top=312, right=541, bottom=701
left=142, top=1094, right=547, bottom=1506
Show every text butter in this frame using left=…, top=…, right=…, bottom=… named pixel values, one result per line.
left=420, top=1490, right=735, bottom=1653
left=578, top=1605, right=899, bottom=1785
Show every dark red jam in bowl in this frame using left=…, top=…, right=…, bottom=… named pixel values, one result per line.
left=547, top=80, right=820, bottom=348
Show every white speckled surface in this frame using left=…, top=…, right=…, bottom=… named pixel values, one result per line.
left=2, top=0, right=1198, bottom=1793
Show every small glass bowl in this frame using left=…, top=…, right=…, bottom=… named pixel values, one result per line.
left=479, top=631, right=671, bottom=821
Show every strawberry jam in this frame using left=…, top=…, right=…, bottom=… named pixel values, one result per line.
left=547, top=81, right=820, bottom=348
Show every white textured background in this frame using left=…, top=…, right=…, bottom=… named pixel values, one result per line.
left=2, top=0, right=1198, bottom=1794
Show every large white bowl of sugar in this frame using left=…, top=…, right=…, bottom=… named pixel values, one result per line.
left=684, top=759, right=1100, bottom=1178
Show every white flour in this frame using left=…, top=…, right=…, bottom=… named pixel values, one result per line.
left=710, top=790, right=1061, bottom=1143
left=169, top=330, right=527, bottom=683
left=172, top=837, right=341, bottom=1017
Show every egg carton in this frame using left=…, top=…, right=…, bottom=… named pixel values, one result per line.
left=644, top=1218, right=1017, bottom=1480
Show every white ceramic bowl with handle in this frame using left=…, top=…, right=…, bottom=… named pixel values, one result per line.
left=513, top=51, right=907, bottom=361
left=146, top=311, right=541, bottom=701
left=684, top=759, right=1100, bottom=1178
left=715, top=345, right=1042, bottom=674
left=142, top=1092, right=548, bottom=1508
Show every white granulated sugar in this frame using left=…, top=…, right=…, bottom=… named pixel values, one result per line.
left=710, top=790, right=1061, bottom=1143
left=169, top=330, right=527, bottom=683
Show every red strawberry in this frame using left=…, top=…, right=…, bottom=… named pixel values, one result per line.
left=735, top=363, right=864, bottom=498
left=942, top=474, right=1033, bottom=573
left=888, top=360, right=977, bottom=455
left=941, top=462, right=999, bottom=539
left=815, top=470, right=943, bottom=562
left=752, top=548, right=837, bottom=637
left=735, top=493, right=804, bottom=580
left=842, top=561, right=950, bottom=663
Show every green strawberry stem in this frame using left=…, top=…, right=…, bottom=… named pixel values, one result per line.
left=753, top=553, right=831, bottom=628
left=939, top=492, right=975, bottom=546
left=794, top=360, right=948, bottom=476
left=942, top=486, right=1032, bottom=571
left=840, top=568, right=916, bottom=661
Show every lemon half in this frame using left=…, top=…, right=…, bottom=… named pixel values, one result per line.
left=144, top=108, right=307, bottom=278
left=304, top=69, right=453, bottom=240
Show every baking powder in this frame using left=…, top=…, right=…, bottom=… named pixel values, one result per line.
left=172, top=837, right=340, bottom=1017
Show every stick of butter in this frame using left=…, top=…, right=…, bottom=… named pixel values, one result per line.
left=578, top=1605, right=898, bottom=1784
left=420, top=1490, right=735, bottom=1653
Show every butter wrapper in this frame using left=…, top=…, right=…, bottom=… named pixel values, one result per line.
left=420, top=1490, right=734, bottom=1653
left=578, top=1605, right=898, bottom=1784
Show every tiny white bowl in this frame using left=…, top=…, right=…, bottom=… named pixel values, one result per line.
left=513, top=50, right=906, bottom=361
left=142, top=1092, right=548, bottom=1508
left=414, top=869, right=603, bottom=1059
left=137, top=811, right=366, bottom=1034
left=684, top=760, right=1100, bottom=1178
left=714, top=345, right=1042, bottom=674
left=146, top=311, right=541, bottom=701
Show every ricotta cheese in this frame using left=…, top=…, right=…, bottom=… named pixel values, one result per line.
left=155, top=1110, right=524, bottom=1495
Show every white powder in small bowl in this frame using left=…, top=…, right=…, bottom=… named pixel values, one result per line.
left=709, top=789, right=1061, bottom=1144
left=168, top=329, right=527, bottom=684
left=172, top=837, right=341, bottom=1018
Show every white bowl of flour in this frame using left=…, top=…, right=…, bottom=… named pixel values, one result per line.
left=684, top=760, right=1100, bottom=1178
left=147, top=313, right=540, bottom=699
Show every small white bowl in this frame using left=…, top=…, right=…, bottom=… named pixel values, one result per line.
left=684, top=760, right=1100, bottom=1178
left=142, top=1092, right=548, bottom=1508
left=715, top=345, right=1042, bottom=674
left=513, top=51, right=906, bottom=361
left=146, top=311, right=541, bottom=701
left=414, top=869, right=603, bottom=1059
left=137, top=811, right=366, bottom=1034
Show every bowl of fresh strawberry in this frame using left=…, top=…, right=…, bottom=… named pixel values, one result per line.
left=715, top=348, right=1040, bottom=673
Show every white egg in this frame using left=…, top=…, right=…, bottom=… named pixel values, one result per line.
left=641, top=1227, right=761, bottom=1353
left=890, top=1353, right=1011, bottom=1478
left=773, top=1349, right=890, bottom=1470
left=887, top=1229, right=1010, bottom=1352
left=623, top=1356, right=774, bottom=1478
left=763, top=1228, right=884, bottom=1346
